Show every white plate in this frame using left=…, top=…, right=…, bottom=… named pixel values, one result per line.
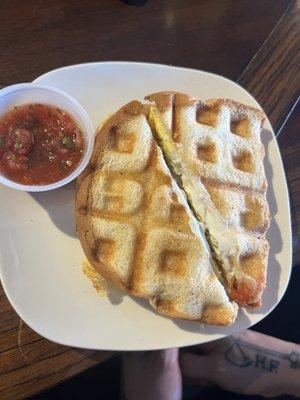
left=0, top=62, right=292, bottom=350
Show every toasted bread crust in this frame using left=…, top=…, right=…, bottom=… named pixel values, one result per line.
left=146, top=91, right=270, bottom=307
left=76, top=103, right=142, bottom=290
left=77, top=91, right=270, bottom=323
left=76, top=100, right=238, bottom=326
left=150, top=298, right=238, bottom=325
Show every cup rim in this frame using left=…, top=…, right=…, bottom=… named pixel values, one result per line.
left=0, top=83, right=94, bottom=192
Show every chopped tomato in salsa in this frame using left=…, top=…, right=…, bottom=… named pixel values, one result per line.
left=0, top=104, right=84, bottom=185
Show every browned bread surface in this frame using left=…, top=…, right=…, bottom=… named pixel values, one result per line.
left=146, top=92, right=270, bottom=306
left=76, top=100, right=238, bottom=325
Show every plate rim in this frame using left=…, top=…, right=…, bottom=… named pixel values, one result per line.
left=0, top=61, right=292, bottom=350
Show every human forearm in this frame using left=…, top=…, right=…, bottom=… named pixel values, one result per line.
left=180, top=329, right=300, bottom=397
left=234, top=330, right=300, bottom=397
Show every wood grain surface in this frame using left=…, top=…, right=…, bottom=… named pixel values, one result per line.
left=278, top=105, right=300, bottom=267
left=0, top=284, right=114, bottom=400
left=0, top=0, right=299, bottom=399
left=0, top=0, right=290, bottom=85
left=238, top=0, right=300, bottom=134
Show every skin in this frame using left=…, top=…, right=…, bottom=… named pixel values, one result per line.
left=122, top=349, right=182, bottom=400
left=122, top=330, right=300, bottom=399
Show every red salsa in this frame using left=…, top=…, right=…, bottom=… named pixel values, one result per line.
left=0, top=104, right=85, bottom=185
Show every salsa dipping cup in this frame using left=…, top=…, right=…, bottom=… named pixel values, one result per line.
left=0, top=83, right=94, bottom=192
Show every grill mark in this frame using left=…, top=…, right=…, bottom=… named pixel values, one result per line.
left=91, top=238, right=101, bottom=262
left=89, top=209, right=137, bottom=223
left=91, top=170, right=147, bottom=185
left=127, top=139, right=158, bottom=293
left=200, top=177, right=267, bottom=195
left=147, top=104, right=268, bottom=299
left=171, top=93, right=181, bottom=142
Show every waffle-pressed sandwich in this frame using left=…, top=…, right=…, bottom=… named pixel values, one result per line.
left=76, top=101, right=238, bottom=326
left=146, top=92, right=270, bottom=307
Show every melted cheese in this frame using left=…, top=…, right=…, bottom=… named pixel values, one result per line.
left=149, top=107, right=240, bottom=279
left=82, top=258, right=109, bottom=297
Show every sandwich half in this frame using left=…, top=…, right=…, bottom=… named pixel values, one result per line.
left=76, top=100, right=238, bottom=325
left=146, top=92, right=270, bottom=307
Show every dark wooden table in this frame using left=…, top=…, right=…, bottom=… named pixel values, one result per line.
left=0, top=1, right=299, bottom=399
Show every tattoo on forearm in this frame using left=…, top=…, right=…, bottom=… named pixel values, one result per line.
left=224, top=339, right=300, bottom=373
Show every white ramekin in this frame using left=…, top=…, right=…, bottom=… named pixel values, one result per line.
left=0, top=83, right=94, bottom=192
